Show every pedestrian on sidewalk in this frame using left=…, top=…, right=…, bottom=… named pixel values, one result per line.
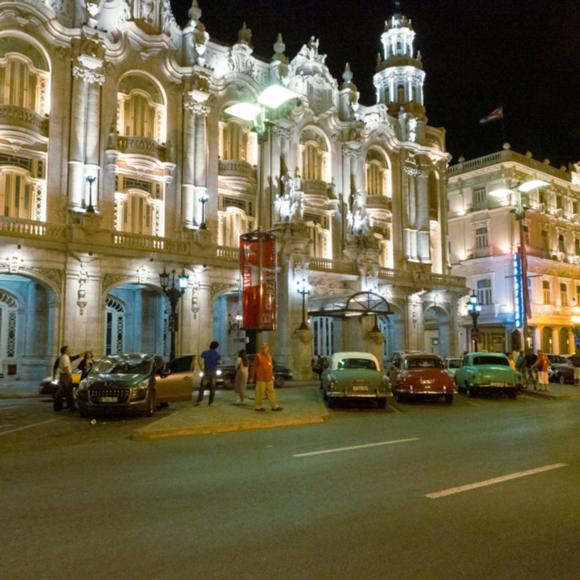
left=534, top=350, right=549, bottom=392
left=53, top=345, right=82, bottom=412
left=196, top=341, right=221, bottom=406
left=524, top=349, right=538, bottom=390
left=234, top=349, right=249, bottom=404
left=253, top=343, right=282, bottom=412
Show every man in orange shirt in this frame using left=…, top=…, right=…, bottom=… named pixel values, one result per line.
left=253, top=343, right=283, bottom=412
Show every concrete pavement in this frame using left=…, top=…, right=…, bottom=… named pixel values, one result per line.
left=132, top=383, right=329, bottom=440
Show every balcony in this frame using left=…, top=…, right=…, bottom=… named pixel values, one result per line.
left=0, top=105, right=49, bottom=138
left=366, top=195, right=392, bottom=212
left=301, top=179, right=329, bottom=199
left=0, top=217, right=66, bottom=241
left=117, top=136, right=167, bottom=162
left=218, top=160, right=257, bottom=182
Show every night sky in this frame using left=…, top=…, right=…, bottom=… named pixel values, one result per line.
left=171, top=0, right=580, bottom=168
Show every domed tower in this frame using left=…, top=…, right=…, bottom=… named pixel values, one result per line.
left=373, top=1, right=426, bottom=119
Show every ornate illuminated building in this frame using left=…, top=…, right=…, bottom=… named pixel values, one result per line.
left=0, top=0, right=465, bottom=382
left=448, top=146, right=580, bottom=354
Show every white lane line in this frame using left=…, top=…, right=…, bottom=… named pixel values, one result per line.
left=0, top=418, right=58, bottom=436
left=294, top=437, right=419, bottom=458
left=425, top=463, right=568, bottom=499
left=389, top=403, right=402, bottom=414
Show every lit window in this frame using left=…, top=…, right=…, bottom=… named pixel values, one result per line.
left=475, top=227, right=488, bottom=249
left=476, top=279, right=493, bottom=305
left=560, top=283, right=568, bottom=307
left=543, top=280, right=551, bottom=305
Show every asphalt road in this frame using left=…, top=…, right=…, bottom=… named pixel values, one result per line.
left=2, top=393, right=579, bottom=580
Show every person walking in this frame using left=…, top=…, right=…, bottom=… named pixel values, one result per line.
left=534, top=350, right=549, bottom=392
left=234, top=349, right=249, bottom=405
left=53, top=345, right=82, bottom=412
left=253, top=342, right=282, bottom=412
left=78, top=351, right=95, bottom=380
left=196, top=341, right=221, bottom=406
left=507, top=352, right=516, bottom=370
left=524, top=349, right=538, bottom=390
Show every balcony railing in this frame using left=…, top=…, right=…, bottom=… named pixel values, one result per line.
left=218, top=160, right=257, bottom=182
left=366, top=195, right=392, bottom=211
left=0, top=105, right=49, bottom=137
left=0, top=217, right=66, bottom=240
left=216, top=246, right=239, bottom=262
left=116, top=136, right=167, bottom=162
left=301, top=179, right=329, bottom=198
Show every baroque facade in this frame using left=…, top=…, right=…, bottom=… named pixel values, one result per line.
left=448, top=145, right=580, bottom=354
left=0, top=0, right=465, bottom=382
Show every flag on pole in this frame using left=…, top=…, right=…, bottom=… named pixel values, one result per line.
left=479, top=106, right=504, bottom=124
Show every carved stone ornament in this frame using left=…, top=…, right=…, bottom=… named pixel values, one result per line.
left=73, top=64, right=105, bottom=85
left=227, top=44, right=256, bottom=78
left=210, top=282, right=236, bottom=300
left=183, top=92, right=210, bottom=116
left=102, top=273, right=131, bottom=294
left=294, top=327, right=313, bottom=344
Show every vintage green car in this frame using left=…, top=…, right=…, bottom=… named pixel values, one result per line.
left=321, top=352, right=389, bottom=408
left=454, top=352, right=522, bottom=398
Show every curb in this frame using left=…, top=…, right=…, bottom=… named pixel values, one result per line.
left=132, top=414, right=328, bottom=441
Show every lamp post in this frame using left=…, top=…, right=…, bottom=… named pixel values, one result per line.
left=159, top=268, right=189, bottom=361
left=86, top=175, right=96, bottom=213
left=225, top=84, right=299, bottom=228
left=466, top=291, right=482, bottom=351
left=571, top=306, right=580, bottom=385
left=490, top=178, right=548, bottom=350
left=296, top=277, right=310, bottom=330
left=199, top=194, right=209, bottom=230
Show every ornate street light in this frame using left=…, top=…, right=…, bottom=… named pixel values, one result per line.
left=296, top=277, right=310, bottom=330
left=86, top=175, right=96, bottom=213
left=490, top=178, right=548, bottom=349
left=199, top=193, right=209, bottom=230
left=466, top=291, right=482, bottom=351
left=159, top=268, right=189, bottom=361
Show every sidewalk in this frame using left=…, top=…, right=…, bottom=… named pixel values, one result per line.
left=521, top=382, right=580, bottom=400
left=132, top=384, right=328, bottom=441
left=0, top=379, right=39, bottom=399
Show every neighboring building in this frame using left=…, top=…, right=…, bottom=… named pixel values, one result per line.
left=0, top=0, right=464, bottom=383
left=448, top=144, right=580, bottom=354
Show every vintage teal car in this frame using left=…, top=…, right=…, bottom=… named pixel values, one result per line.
left=321, top=352, right=389, bottom=408
left=454, top=352, right=522, bottom=398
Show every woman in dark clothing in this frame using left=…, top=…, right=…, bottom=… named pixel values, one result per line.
left=78, top=351, right=94, bottom=379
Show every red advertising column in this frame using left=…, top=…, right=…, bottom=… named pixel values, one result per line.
left=240, top=231, right=277, bottom=331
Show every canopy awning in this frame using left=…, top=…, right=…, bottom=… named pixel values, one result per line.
left=308, top=291, right=392, bottom=318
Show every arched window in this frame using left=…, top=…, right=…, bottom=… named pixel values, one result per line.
left=365, top=150, right=390, bottom=197
left=105, top=295, right=125, bottom=355
left=558, top=234, right=566, bottom=253
left=117, top=75, right=165, bottom=142
left=0, top=290, right=18, bottom=372
left=0, top=37, right=50, bottom=114
left=218, top=208, right=249, bottom=247
left=116, top=191, right=158, bottom=236
left=0, top=169, right=36, bottom=219
left=299, top=129, right=329, bottom=182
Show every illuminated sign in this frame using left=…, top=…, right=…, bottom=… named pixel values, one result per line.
left=513, top=251, right=523, bottom=328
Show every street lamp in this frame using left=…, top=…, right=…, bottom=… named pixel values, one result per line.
left=199, top=193, right=209, bottom=230
left=296, top=277, right=311, bottom=330
left=489, top=178, right=548, bottom=350
left=466, top=291, right=482, bottom=351
left=225, top=83, right=300, bottom=228
left=571, top=306, right=580, bottom=385
left=159, top=268, right=189, bottom=361
left=86, top=175, right=96, bottom=213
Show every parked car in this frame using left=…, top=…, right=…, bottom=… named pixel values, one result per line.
left=321, top=352, right=389, bottom=408
left=548, top=360, right=574, bottom=384
left=454, top=352, right=522, bottom=398
left=38, top=367, right=83, bottom=398
left=443, top=357, right=463, bottom=378
left=390, top=353, right=455, bottom=404
left=77, top=353, right=193, bottom=417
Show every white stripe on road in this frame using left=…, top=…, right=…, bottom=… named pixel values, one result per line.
left=293, top=437, right=419, bottom=458
left=425, top=463, right=568, bottom=499
left=0, top=418, right=58, bottom=436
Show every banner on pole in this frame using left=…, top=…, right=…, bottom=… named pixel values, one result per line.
left=240, top=231, right=277, bottom=331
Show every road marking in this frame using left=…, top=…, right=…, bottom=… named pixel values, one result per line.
left=425, top=463, right=568, bottom=499
left=0, top=418, right=58, bottom=437
left=0, top=405, right=24, bottom=410
left=389, top=404, right=402, bottom=414
left=294, top=437, right=419, bottom=458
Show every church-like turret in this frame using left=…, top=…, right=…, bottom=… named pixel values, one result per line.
left=373, top=1, right=426, bottom=119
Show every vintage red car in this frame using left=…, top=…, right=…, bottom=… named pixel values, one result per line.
left=389, top=353, right=455, bottom=404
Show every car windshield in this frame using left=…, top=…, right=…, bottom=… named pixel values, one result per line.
left=92, top=358, right=153, bottom=375
left=447, top=359, right=462, bottom=369
left=405, top=358, right=442, bottom=369
left=548, top=355, right=565, bottom=363
left=473, top=356, right=509, bottom=366
left=337, top=358, right=377, bottom=370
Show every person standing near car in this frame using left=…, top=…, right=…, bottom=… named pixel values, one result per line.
left=534, top=350, right=549, bottom=392
left=234, top=349, right=249, bottom=405
left=196, top=341, right=221, bottom=406
left=78, top=351, right=94, bottom=380
left=524, top=349, right=538, bottom=390
left=253, top=342, right=282, bottom=412
left=53, top=345, right=82, bottom=412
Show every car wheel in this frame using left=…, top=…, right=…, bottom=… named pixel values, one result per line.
left=508, top=389, right=517, bottom=399
left=394, top=391, right=405, bottom=403
left=444, top=394, right=453, bottom=405
left=376, top=398, right=387, bottom=409
left=466, top=385, right=475, bottom=398
left=145, top=390, right=156, bottom=416
left=326, top=397, right=334, bottom=409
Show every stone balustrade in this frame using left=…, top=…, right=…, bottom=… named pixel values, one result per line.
left=301, top=179, right=329, bottom=198
left=218, top=160, right=257, bottom=182
left=117, top=136, right=167, bottom=162
left=0, top=105, right=48, bottom=136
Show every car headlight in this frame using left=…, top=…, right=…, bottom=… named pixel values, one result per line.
left=216, top=369, right=222, bottom=376
left=137, top=380, right=149, bottom=390
left=198, top=371, right=204, bottom=378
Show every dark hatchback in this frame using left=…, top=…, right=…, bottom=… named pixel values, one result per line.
left=77, top=353, right=193, bottom=417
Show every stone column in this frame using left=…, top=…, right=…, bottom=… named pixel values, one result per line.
left=406, top=293, right=424, bottom=352
left=68, top=69, right=89, bottom=211
left=552, top=327, right=561, bottom=354
left=567, top=329, right=575, bottom=355
left=533, top=326, right=543, bottom=352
